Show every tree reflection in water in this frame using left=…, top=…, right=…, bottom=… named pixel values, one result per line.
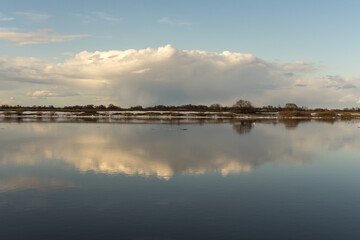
left=231, top=121, right=254, bottom=135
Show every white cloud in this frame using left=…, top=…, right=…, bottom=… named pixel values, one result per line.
left=14, top=11, right=50, bottom=21
left=0, top=27, right=20, bottom=32
left=30, top=90, right=58, bottom=98
left=158, top=17, right=191, bottom=26
left=0, top=45, right=359, bottom=107
left=27, top=89, right=79, bottom=99
left=0, top=28, right=88, bottom=45
left=339, top=94, right=357, bottom=103
left=132, top=68, right=151, bottom=74
left=73, top=13, right=95, bottom=24
left=62, top=52, right=74, bottom=56
left=75, top=12, right=119, bottom=23
left=0, top=12, right=14, bottom=21
left=91, top=12, right=119, bottom=21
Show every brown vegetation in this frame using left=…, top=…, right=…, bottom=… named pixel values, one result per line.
left=278, top=110, right=311, bottom=117
left=316, top=110, right=337, bottom=118
left=1, top=100, right=360, bottom=120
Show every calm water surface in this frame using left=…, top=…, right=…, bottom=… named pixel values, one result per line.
left=0, top=120, right=360, bottom=239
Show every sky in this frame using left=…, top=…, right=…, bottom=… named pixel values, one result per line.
left=1, top=0, right=360, bottom=108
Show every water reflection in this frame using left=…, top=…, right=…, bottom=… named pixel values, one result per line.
left=0, top=176, right=79, bottom=192
left=0, top=120, right=359, bottom=180
left=232, top=121, right=254, bottom=134
left=278, top=119, right=305, bottom=129
left=1, top=120, right=360, bottom=240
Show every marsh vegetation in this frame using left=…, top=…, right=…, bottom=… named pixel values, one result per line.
left=1, top=100, right=359, bottom=120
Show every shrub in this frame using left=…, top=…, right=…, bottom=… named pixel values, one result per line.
left=279, top=110, right=311, bottom=117
left=340, top=112, right=352, bottom=119
left=16, top=109, right=24, bottom=115
left=122, top=112, right=134, bottom=116
left=316, top=110, right=337, bottom=118
left=3, top=110, right=12, bottom=116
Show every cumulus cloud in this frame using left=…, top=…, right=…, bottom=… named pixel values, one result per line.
left=0, top=45, right=359, bottom=107
left=158, top=17, right=191, bottom=26
left=0, top=28, right=88, bottom=45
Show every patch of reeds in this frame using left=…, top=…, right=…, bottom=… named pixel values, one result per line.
left=278, top=110, right=311, bottom=117
left=3, top=110, right=12, bottom=116
left=340, top=112, right=352, bottom=119
left=316, top=110, right=337, bottom=118
left=16, top=109, right=24, bottom=115
left=122, top=112, right=134, bottom=116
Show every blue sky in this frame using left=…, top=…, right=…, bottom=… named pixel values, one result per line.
left=1, top=0, right=360, bottom=107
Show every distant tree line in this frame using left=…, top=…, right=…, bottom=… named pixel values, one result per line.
left=1, top=100, right=360, bottom=112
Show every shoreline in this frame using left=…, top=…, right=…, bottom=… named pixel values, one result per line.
left=1, top=110, right=360, bottom=121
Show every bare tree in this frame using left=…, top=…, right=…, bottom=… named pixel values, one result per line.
left=284, top=103, right=298, bottom=110
left=210, top=104, right=222, bottom=111
left=232, top=99, right=255, bottom=113
left=233, top=99, right=253, bottom=108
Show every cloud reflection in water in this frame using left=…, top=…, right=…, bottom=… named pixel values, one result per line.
left=0, top=120, right=358, bottom=179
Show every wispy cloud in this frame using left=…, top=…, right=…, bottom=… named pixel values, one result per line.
left=0, top=29, right=88, bottom=45
left=14, top=11, right=50, bottom=22
left=158, top=17, right=191, bottom=26
left=62, top=52, right=74, bottom=56
left=0, top=27, right=20, bottom=32
left=324, top=75, right=357, bottom=89
left=91, top=12, right=119, bottom=21
left=75, top=12, right=120, bottom=23
left=73, top=13, right=95, bottom=24
left=27, top=89, right=79, bottom=99
left=0, top=12, right=14, bottom=21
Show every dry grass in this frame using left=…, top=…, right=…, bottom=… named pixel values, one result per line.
left=316, top=110, right=337, bottom=118
left=279, top=110, right=311, bottom=117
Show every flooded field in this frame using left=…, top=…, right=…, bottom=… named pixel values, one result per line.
left=0, top=120, right=360, bottom=239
